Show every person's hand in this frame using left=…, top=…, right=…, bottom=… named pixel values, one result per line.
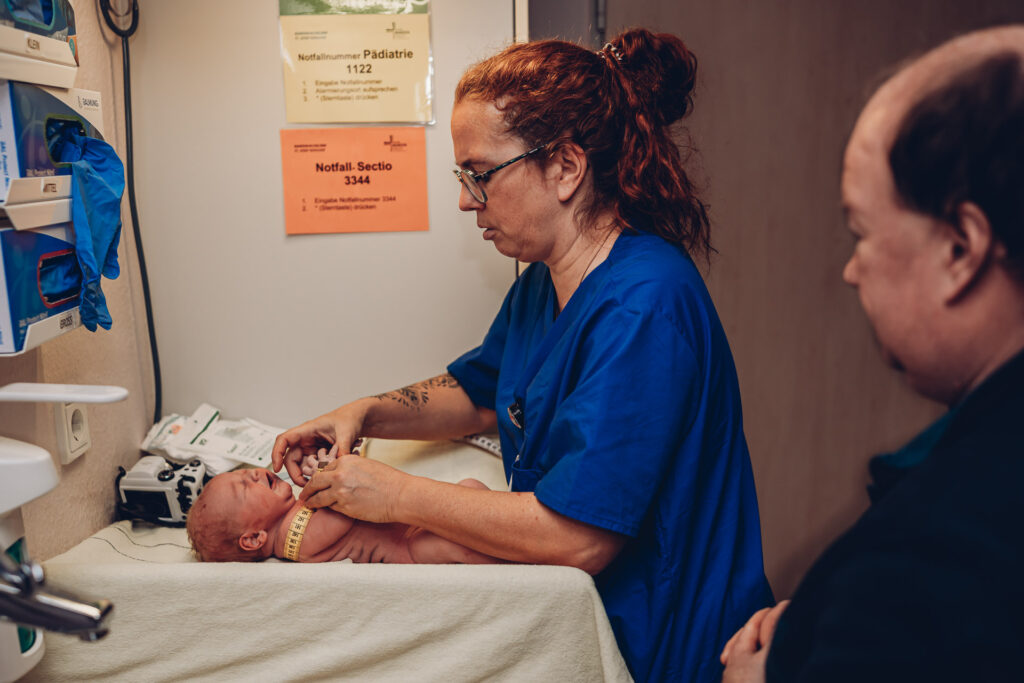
left=299, top=454, right=408, bottom=524
left=720, top=600, right=790, bottom=682
left=300, top=447, right=332, bottom=481
left=271, top=407, right=364, bottom=483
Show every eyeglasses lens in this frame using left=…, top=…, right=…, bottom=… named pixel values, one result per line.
left=457, top=171, right=486, bottom=203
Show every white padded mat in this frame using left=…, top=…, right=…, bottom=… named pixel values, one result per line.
left=27, top=439, right=631, bottom=682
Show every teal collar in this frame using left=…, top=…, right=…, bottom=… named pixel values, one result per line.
left=866, top=409, right=956, bottom=503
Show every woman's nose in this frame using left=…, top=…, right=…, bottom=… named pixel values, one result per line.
left=458, top=183, right=484, bottom=211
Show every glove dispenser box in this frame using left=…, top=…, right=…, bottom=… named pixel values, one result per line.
left=0, top=0, right=77, bottom=89
left=0, top=222, right=79, bottom=355
left=0, top=79, right=103, bottom=231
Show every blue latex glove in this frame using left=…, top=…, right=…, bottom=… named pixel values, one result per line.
left=37, top=249, right=81, bottom=305
left=9, top=0, right=52, bottom=26
left=51, top=129, right=125, bottom=331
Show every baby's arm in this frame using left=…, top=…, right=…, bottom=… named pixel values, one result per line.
left=296, top=507, right=357, bottom=562
left=291, top=478, right=504, bottom=564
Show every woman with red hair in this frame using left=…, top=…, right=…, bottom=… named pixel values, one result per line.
left=274, top=28, right=772, bottom=682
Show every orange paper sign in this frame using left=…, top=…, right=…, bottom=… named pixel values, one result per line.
left=280, top=127, right=428, bottom=234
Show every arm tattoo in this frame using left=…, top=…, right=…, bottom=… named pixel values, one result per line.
left=374, top=373, right=460, bottom=412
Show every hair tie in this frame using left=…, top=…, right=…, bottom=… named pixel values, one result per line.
left=598, top=42, right=624, bottom=64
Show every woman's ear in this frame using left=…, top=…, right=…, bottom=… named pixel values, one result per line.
left=549, top=142, right=589, bottom=202
left=239, top=529, right=268, bottom=552
left=943, top=201, right=995, bottom=303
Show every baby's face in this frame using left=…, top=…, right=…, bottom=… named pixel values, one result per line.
left=205, top=468, right=296, bottom=530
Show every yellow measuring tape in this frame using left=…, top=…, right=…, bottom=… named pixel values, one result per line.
left=283, top=506, right=314, bottom=562
left=283, top=454, right=339, bottom=561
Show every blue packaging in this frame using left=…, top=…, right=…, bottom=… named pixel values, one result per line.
left=0, top=79, right=102, bottom=203
left=0, top=0, right=75, bottom=43
left=0, top=222, right=79, bottom=354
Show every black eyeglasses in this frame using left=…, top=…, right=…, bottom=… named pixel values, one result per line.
left=452, top=144, right=548, bottom=204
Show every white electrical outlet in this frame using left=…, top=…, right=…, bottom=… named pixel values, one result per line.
left=54, top=402, right=90, bottom=464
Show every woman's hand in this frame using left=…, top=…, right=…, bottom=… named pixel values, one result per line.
left=300, top=454, right=408, bottom=524
left=720, top=600, right=790, bottom=682
left=271, top=374, right=493, bottom=484
left=271, top=406, right=365, bottom=483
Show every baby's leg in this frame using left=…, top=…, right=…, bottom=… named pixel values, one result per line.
left=406, top=529, right=504, bottom=564
left=406, top=478, right=504, bottom=564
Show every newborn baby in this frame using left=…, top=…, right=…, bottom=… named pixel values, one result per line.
left=186, top=467, right=503, bottom=564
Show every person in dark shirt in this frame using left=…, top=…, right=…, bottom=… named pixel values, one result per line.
left=721, top=24, right=1024, bottom=683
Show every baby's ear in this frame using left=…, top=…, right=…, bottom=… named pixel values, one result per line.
left=239, top=529, right=268, bottom=552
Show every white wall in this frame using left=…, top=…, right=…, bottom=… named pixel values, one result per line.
left=131, top=0, right=515, bottom=427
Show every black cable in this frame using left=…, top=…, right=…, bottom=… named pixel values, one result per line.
left=99, top=0, right=136, bottom=37
left=99, top=0, right=161, bottom=424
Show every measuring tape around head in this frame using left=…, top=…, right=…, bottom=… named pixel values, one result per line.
left=283, top=506, right=314, bottom=562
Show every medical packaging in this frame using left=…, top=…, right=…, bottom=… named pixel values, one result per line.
left=0, top=222, right=80, bottom=354
left=0, top=80, right=103, bottom=231
left=0, top=0, right=78, bottom=89
left=142, top=404, right=285, bottom=476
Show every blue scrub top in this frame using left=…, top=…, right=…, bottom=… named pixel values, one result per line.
left=448, top=230, right=772, bottom=682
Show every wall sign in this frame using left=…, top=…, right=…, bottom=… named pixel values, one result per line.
left=280, top=126, right=428, bottom=234
left=279, top=1, right=433, bottom=123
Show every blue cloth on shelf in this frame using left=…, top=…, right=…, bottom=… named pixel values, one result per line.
left=51, top=129, right=125, bottom=331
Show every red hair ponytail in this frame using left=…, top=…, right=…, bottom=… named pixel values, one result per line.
left=456, top=28, right=711, bottom=261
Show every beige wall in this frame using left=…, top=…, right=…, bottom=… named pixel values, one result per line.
left=0, top=1, right=153, bottom=560
left=606, top=0, right=1024, bottom=597
left=129, top=0, right=516, bottom=429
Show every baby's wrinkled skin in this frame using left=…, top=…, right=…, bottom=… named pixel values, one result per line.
left=186, top=467, right=502, bottom=565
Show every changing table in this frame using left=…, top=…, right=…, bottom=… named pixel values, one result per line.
left=25, top=439, right=631, bottom=682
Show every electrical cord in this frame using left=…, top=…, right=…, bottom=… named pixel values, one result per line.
left=99, top=0, right=161, bottom=424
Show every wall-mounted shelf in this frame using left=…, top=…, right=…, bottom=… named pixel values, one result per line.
left=0, top=383, right=128, bottom=403
left=0, top=2, right=79, bottom=90
left=0, top=45, right=75, bottom=89
left=0, top=178, right=72, bottom=231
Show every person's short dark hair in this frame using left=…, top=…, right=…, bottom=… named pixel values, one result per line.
left=889, top=51, right=1024, bottom=278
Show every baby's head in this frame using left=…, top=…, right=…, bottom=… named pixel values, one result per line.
left=186, top=468, right=297, bottom=562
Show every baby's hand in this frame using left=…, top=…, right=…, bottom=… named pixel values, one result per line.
left=300, top=447, right=336, bottom=480
left=298, top=439, right=365, bottom=481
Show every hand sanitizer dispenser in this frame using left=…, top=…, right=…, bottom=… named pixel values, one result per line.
left=0, top=435, right=58, bottom=683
